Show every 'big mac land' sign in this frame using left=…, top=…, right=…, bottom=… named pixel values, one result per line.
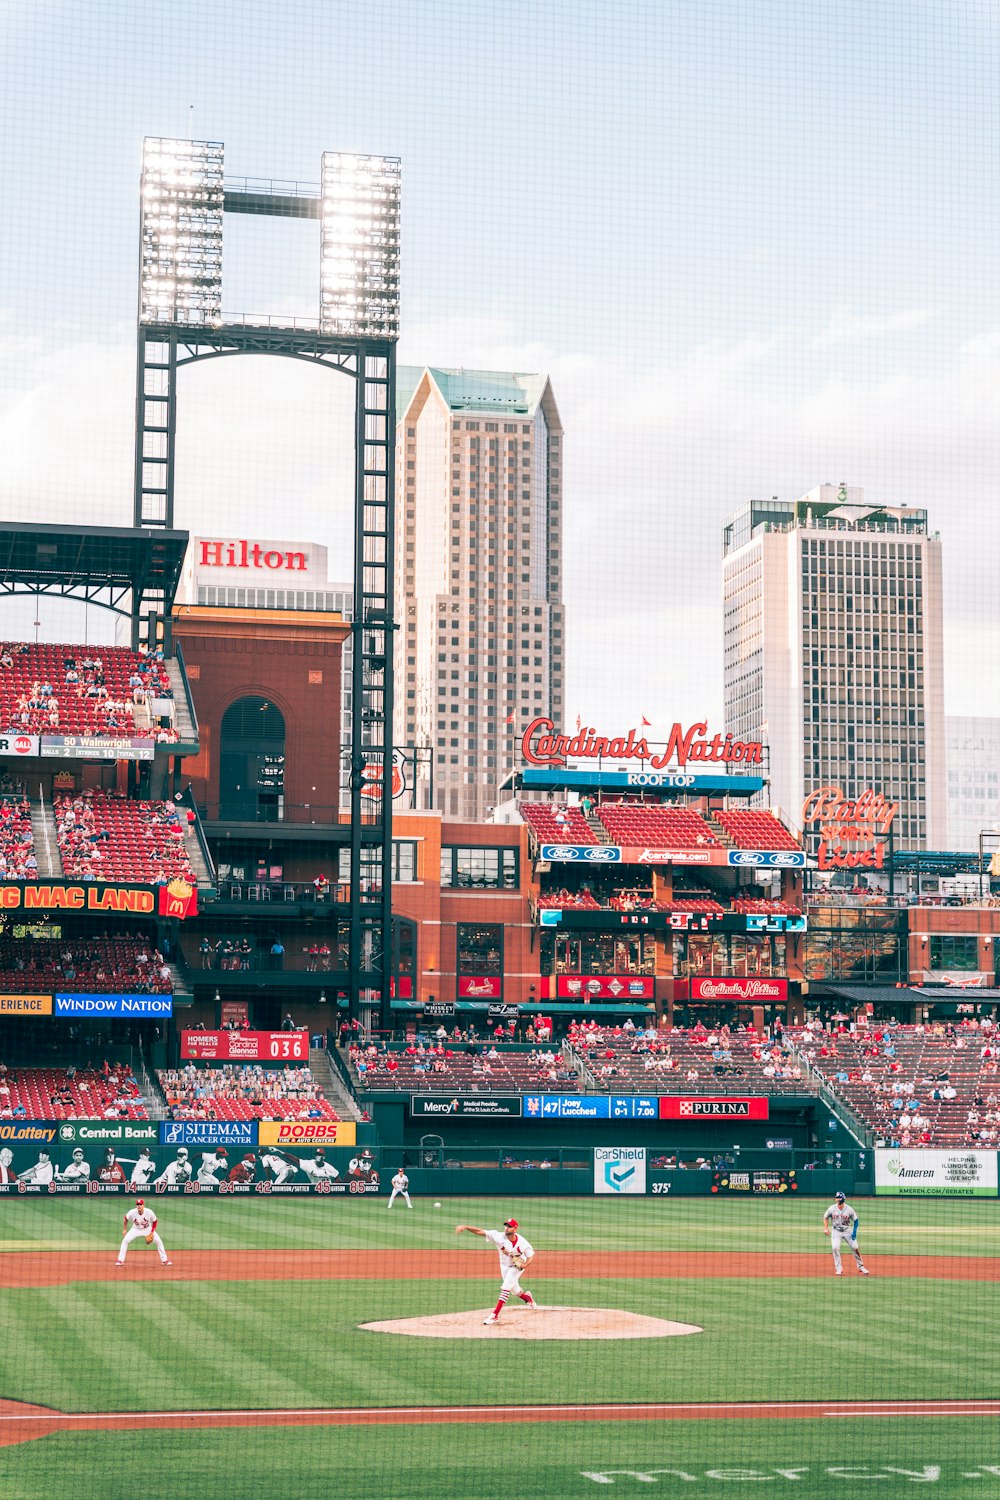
left=800, top=786, right=898, bottom=871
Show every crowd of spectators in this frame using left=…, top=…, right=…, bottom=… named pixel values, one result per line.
left=0, top=1061, right=147, bottom=1120
left=158, top=1062, right=337, bottom=1120
left=0, top=796, right=36, bottom=878
left=0, top=935, right=172, bottom=993
left=0, top=643, right=177, bottom=741
left=567, top=1016, right=806, bottom=1089
left=791, top=1017, right=999, bottom=1147
left=54, top=791, right=195, bottom=883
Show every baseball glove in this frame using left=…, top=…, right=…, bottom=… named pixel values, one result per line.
left=509, top=1254, right=527, bottom=1270
left=145, top=1234, right=154, bottom=1245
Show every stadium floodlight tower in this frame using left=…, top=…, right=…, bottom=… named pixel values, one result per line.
left=134, top=136, right=400, bottom=1030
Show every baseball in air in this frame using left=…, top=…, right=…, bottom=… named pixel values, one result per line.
left=434, top=1201, right=442, bottom=1209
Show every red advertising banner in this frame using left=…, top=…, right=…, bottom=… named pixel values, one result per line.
left=685, top=977, right=788, bottom=1002
left=557, top=975, right=655, bottom=1000
left=457, top=976, right=502, bottom=999
left=181, top=1030, right=309, bottom=1062
left=659, top=1097, right=770, bottom=1120
left=220, top=1000, right=249, bottom=1029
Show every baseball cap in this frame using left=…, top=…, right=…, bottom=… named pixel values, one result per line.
left=504, top=1218, right=518, bottom=1229
left=835, top=1191, right=846, bottom=1201
left=136, top=1198, right=144, bottom=1207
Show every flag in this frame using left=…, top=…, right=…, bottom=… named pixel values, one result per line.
left=575, top=713, right=582, bottom=732
left=641, top=716, right=651, bottom=727
left=505, top=714, right=514, bottom=724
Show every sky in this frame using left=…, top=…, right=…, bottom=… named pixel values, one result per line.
left=1, top=0, right=998, bottom=731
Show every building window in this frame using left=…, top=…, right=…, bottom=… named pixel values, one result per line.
left=440, top=846, right=519, bottom=888
left=928, top=935, right=979, bottom=972
left=457, top=922, right=503, bottom=975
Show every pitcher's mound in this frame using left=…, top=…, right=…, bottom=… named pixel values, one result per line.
left=360, top=1307, right=702, bottom=1340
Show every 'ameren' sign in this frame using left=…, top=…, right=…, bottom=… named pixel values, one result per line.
left=875, top=1148, right=998, bottom=1197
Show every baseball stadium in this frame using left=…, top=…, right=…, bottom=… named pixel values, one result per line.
left=3, top=25, right=1000, bottom=1500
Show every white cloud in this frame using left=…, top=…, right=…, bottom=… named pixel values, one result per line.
left=813, top=306, right=938, bottom=348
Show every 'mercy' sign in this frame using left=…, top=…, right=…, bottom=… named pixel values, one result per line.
left=800, top=785, right=898, bottom=871
left=521, top=718, right=764, bottom=770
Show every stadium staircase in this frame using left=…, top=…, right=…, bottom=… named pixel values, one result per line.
left=137, top=1056, right=170, bottom=1121
left=704, top=814, right=734, bottom=847
left=30, top=796, right=63, bottom=877
left=583, top=812, right=612, bottom=844
left=311, top=1045, right=363, bottom=1121
left=164, top=655, right=199, bottom=749
left=182, top=826, right=214, bottom=891
left=166, top=959, right=193, bottom=1006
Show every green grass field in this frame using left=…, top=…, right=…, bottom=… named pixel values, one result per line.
left=0, top=1196, right=997, bottom=1500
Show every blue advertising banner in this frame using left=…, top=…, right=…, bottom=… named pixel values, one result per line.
left=539, top=844, right=622, bottom=864
left=523, top=1095, right=659, bottom=1120
left=522, top=768, right=765, bottom=795
left=159, top=1121, right=258, bottom=1148
left=726, top=849, right=806, bottom=869
left=54, top=994, right=173, bottom=1018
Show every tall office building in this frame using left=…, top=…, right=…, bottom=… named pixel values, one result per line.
left=722, top=483, right=946, bottom=849
left=945, top=716, right=1000, bottom=852
left=395, top=367, right=564, bottom=821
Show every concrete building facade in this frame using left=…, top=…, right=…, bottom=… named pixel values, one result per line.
left=722, top=483, right=946, bottom=849
left=395, top=367, right=564, bottom=821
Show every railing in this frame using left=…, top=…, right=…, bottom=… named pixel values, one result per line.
left=173, top=640, right=199, bottom=740
left=213, top=879, right=374, bottom=905
left=175, top=786, right=216, bottom=886
left=36, top=779, right=55, bottom=875
left=185, top=947, right=348, bottom=977
left=224, top=175, right=320, bottom=199
left=219, top=311, right=321, bottom=333
left=199, top=800, right=374, bottom=827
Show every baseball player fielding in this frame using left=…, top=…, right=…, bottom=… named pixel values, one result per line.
left=116, top=1199, right=172, bottom=1267
left=823, top=1191, right=871, bottom=1277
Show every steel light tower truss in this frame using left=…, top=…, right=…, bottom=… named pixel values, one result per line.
left=133, top=137, right=399, bottom=1029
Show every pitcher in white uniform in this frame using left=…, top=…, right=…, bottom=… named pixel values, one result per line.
left=456, top=1216, right=539, bottom=1323
left=823, top=1191, right=870, bottom=1277
left=387, top=1169, right=412, bottom=1209
left=116, top=1199, right=172, bottom=1267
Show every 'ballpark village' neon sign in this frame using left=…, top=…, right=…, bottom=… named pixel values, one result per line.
left=521, top=718, right=764, bottom=770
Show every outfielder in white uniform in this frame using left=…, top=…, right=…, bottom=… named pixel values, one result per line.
left=456, top=1216, right=538, bottom=1323
left=387, top=1169, right=412, bottom=1209
left=823, top=1192, right=870, bottom=1276
left=54, top=1148, right=91, bottom=1182
left=116, top=1199, right=171, bottom=1266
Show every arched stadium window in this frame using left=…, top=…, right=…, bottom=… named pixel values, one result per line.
left=219, top=696, right=286, bottom=822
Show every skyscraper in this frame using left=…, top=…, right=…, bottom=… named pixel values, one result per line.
left=395, top=367, right=564, bottom=820
left=722, top=483, right=946, bottom=849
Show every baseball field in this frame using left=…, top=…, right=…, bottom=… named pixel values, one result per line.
left=0, top=1194, right=997, bottom=1499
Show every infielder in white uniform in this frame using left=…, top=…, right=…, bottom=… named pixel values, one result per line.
left=18, top=1150, right=54, bottom=1185
left=116, top=1199, right=172, bottom=1266
left=387, top=1169, right=412, bottom=1209
left=456, top=1216, right=538, bottom=1323
left=823, top=1191, right=870, bottom=1276
left=54, top=1148, right=91, bottom=1182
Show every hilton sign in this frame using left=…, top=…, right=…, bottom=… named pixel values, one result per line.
left=189, top=537, right=330, bottom=590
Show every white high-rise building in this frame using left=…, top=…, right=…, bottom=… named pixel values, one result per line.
left=395, top=367, right=564, bottom=821
left=946, top=717, right=1000, bottom=853
left=722, top=483, right=946, bottom=849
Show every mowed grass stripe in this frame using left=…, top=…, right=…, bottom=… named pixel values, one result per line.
left=3, top=1195, right=999, bottom=1257
left=2, top=1414, right=1000, bottom=1500
left=2, top=1276, right=998, bottom=1412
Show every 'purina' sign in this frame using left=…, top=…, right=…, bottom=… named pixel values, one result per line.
left=875, top=1148, right=998, bottom=1197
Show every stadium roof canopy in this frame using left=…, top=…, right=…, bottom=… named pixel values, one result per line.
left=819, top=983, right=1000, bottom=1005
left=0, top=522, right=189, bottom=618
